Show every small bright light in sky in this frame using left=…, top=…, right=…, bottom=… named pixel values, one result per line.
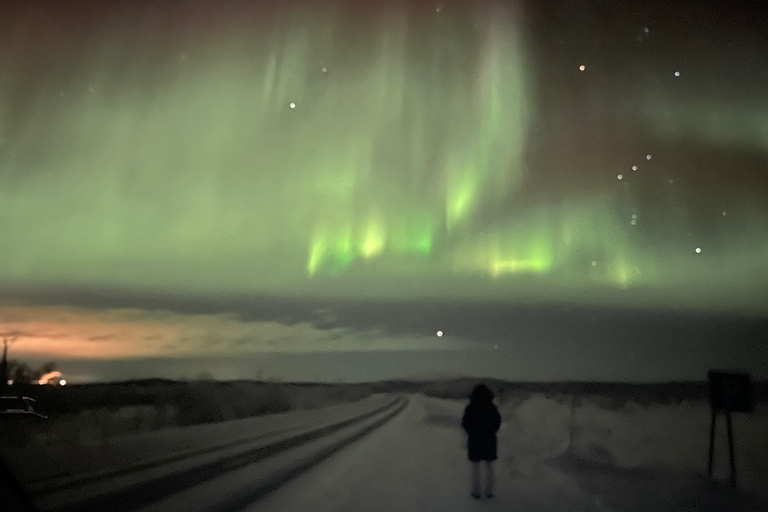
left=631, top=165, right=638, bottom=171
left=579, top=64, right=586, bottom=71
left=630, top=219, right=637, bottom=225
left=722, top=211, right=727, bottom=216
left=436, top=330, right=443, bottom=337
left=289, top=102, right=296, bottom=109
left=674, top=71, right=680, bottom=77
left=60, top=380, right=67, bottom=386
left=644, top=27, right=650, bottom=33
left=646, top=154, right=652, bottom=160
left=695, top=247, right=701, bottom=253
left=321, top=67, right=327, bottom=73
left=617, top=174, right=623, bottom=180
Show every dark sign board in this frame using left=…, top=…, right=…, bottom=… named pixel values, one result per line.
left=708, top=370, right=752, bottom=413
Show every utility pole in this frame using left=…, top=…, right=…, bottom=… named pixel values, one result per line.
left=1, top=331, right=20, bottom=390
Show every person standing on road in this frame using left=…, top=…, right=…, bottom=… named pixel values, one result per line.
left=461, top=384, right=502, bottom=500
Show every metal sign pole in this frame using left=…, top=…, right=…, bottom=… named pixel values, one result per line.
left=707, top=408, right=716, bottom=478
left=706, top=370, right=752, bottom=489
left=726, top=410, right=736, bottom=487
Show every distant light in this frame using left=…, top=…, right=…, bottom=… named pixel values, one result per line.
left=695, top=247, right=701, bottom=254
left=6, top=380, right=12, bottom=386
left=630, top=219, right=637, bottom=225
left=579, top=64, right=586, bottom=71
left=631, top=213, right=637, bottom=219
left=436, top=330, right=443, bottom=337
left=321, top=67, right=327, bottom=73
left=644, top=27, right=650, bottom=33
left=722, top=211, right=727, bottom=216
left=60, top=380, right=66, bottom=386
left=289, top=102, right=296, bottom=109
left=436, top=5, right=442, bottom=12
left=617, top=174, right=623, bottom=180
left=674, top=71, right=680, bottom=77
left=631, top=165, right=638, bottom=171
left=646, top=154, right=652, bottom=160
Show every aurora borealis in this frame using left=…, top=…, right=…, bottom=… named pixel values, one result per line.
left=2, top=0, right=768, bottom=309
left=1, top=0, right=767, bottom=381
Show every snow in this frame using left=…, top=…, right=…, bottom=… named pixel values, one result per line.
left=250, top=394, right=768, bottom=511
left=252, top=393, right=588, bottom=511
left=4, top=395, right=392, bottom=490
left=136, top=396, right=405, bottom=512
left=6, top=390, right=768, bottom=511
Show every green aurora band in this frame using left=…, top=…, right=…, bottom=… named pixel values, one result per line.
left=0, top=1, right=766, bottom=312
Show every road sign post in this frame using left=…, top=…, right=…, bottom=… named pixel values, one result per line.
left=707, top=370, right=752, bottom=487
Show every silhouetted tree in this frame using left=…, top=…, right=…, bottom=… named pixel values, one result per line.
left=8, top=360, right=33, bottom=385
left=40, top=361, right=57, bottom=375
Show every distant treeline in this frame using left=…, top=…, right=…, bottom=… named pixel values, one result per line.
left=3, top=360, right=58, bottom=385
left=7, top=378, right=767, bottom=428
left=366, top=378, right=768, bottom=408
left=8, top=379, right=372, bottom=426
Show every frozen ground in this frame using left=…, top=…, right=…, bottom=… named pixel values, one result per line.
left=252, top=393, right=768, bottom=512
left=3, top=388, right=767, bottom=511
left=1, top=395, right=390, bottom=490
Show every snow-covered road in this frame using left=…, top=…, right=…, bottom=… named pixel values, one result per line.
left=250, top=393, right=602, bottom=512
left=29, top=391, right=765, bottom=512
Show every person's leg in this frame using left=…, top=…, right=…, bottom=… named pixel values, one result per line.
left=471, top=462, right=481, bottom=498
left=485, top=460, right=494, bottom=498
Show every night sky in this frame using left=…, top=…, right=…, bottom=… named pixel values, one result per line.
left=1, top=0, right=767, bottom=382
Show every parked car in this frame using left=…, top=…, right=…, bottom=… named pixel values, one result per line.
left=0, top=397, right=47, bottom=420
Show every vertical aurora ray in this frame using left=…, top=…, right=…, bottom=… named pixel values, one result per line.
left=303, top=2, right=533, bottom=276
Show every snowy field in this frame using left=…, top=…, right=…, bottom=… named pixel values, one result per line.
left=3, top=386, right=767, bottom=511
left=254, top=393, right=768, bottom=512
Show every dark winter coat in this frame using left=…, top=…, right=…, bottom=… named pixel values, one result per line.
left=461, top=385, right=501, bottom=461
